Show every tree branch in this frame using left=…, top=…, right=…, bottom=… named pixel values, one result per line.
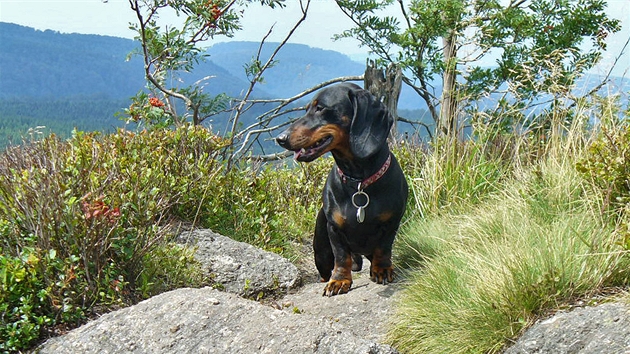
left=227, top=0, right=311, bottom=144
left=568, top=34, right=630, bottom=109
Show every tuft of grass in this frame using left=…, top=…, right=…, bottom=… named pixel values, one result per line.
left=402, top=137, right=511, bottom=220
left=389, top=146, right=630, bottom=353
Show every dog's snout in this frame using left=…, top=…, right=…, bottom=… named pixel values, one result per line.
left=276, top=131, right=290, bottom=148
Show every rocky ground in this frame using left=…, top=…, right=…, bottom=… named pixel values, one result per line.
left=35, top=229, right=630, bottom=353
left=35, top=229, right=401, bottom=353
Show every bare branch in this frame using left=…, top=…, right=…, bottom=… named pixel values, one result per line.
left=129, top=0, right=192, bottom=122
left=227, top=0, right=312, bottom=144
left=336, top=2, right=398, bottom=65
left=250, top=151, right=293, bottom=162
left=568, top=34, right=630, bottom=109
left=238, top=75, right=364, bottom=106
left=398, top=116, right=434, bottom=140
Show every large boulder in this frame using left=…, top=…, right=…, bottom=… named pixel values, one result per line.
left=505, top=301, right=630, bottom=353
left=35, top=228, right=401, bottom=353
left=35, top=286, right=398, bottom=354
left=177, top=229, right=300, bottom=297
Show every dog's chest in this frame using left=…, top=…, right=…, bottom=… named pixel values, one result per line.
left=324, top=185, right=389, bottom=230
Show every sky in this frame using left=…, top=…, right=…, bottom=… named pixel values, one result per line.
left=0, top=0, right=629, bottom=76
left=0, top=0, right=368, bottom=57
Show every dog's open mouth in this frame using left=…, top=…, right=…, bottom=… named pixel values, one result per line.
left=294, top=135, right=333, bottom=162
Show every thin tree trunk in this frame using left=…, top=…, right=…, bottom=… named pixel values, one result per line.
left=440, top=30, right=458, bottom=137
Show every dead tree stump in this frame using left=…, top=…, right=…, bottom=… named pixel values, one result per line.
left=364, top=60, right=402, bottom=140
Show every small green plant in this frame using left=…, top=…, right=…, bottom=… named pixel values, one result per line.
left=243, top=279, right=251, bottom=293
left=576, top=104, right=630, bottom=250
left=0, top=248, right=53, bottom=352
left=576, top=125, right=630, bottom=208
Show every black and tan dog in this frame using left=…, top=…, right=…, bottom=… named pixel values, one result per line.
left=276, top=83, right=408, bottom=296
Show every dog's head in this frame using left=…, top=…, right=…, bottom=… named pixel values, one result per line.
left=276, top=83, right=392, bottom=162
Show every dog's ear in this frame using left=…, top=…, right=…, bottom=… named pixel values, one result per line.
left=348, top=88, right=393, bottom=159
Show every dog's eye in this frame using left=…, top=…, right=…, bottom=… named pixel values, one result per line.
left=315, top=105, right=324, bottom=112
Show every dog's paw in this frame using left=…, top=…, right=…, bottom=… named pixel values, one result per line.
left=370, top=265, right=394, bottom=285
left=322, top=279, right=352, bottom=297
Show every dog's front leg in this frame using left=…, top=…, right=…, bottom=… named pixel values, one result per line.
left=322, top=225, right=353, bottom=297
left=368, top=247, right=394, bottom=285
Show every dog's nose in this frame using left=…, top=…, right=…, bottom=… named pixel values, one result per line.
left=276, top=132, right=289, bottom=148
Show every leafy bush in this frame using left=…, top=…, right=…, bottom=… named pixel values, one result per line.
left=0, top=125, right=222, bottom=351
left=0, top=246, right=54, bottom=351
left=576, top=124, right=630, bottom=210
left=0, top=123, right=334, bottom=351
left=576, top=120, right=630, bottom=251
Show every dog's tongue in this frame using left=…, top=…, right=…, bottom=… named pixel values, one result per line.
left=294, top=148, right=305, bottom=160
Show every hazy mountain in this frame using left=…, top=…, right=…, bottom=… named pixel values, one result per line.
left=206, top=41, right=365, bottom=97
left=0, top=22, right=385, bottom=148
left=0, top=23, right=260, bottom=99
left=1, top=23, right=141, bottom=99
left=0, top=22, right=373, bottom=101
left=0, top=22, right=428, bottom=107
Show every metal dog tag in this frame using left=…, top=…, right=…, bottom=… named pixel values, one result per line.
left=356, top=206, right=365, bottom=223
left=352, top=188, right=370, bottom=224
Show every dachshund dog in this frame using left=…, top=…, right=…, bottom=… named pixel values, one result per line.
left=276, top=83, right=408, bottom=296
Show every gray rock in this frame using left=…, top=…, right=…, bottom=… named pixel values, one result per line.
left=35, top=229, right=401, bottom=353
left=36, top=286, right=398, bottom=354
left=504, top=302, right=630, bottom=353
left=177, top=229, right=300, bottom=297
left=33, top=225, right=630, bottom=354
left=281, top=270, right=401, bottom=344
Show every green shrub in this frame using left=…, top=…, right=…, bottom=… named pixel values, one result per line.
left=576, top=124, right=630, bottom=211
left=0, top=125, right=220, bottom=351
left=0, top=123, right=333, bottom=351
left=576, top=118, right=630, bottom=250
left=0, top=247, right=53, bottom=352
left=196, top=157, right=331, bottom=255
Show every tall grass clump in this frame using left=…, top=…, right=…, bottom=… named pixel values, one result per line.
left=402, top=135, right=512, bottom=219
left=388, top=105, right=630, bottom=353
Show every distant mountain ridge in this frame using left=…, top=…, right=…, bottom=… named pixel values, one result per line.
left=0, top=22, right=368, bottom=102
left=206, top=41, right=365, bottom=97
left=0, top=22, right=382, bottom=148
left=0, top=23, right=143, bottom=99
